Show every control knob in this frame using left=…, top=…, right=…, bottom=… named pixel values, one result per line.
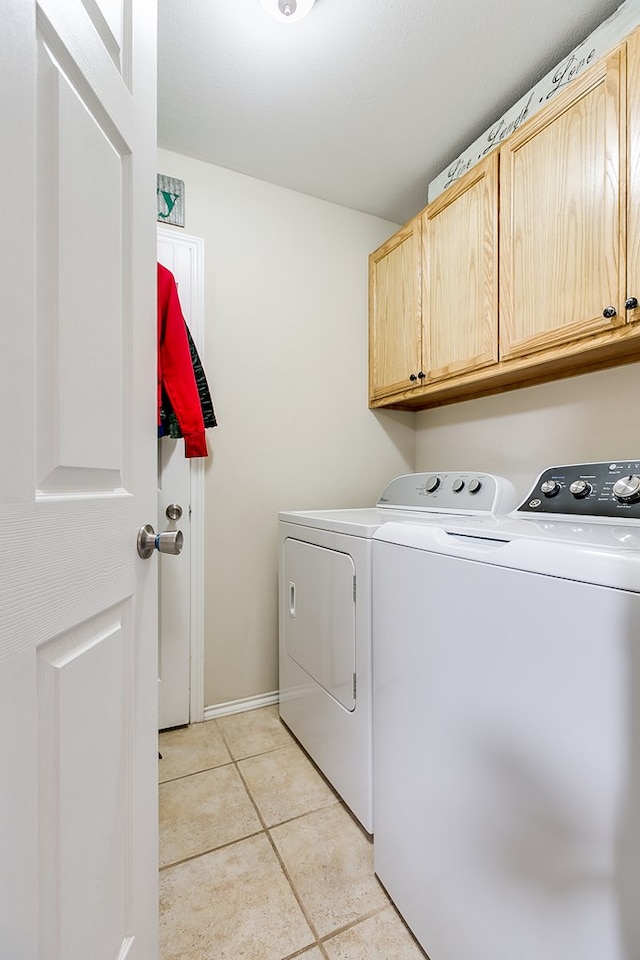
left=540, top=479, right=560, bottom=497
left=452, top=479, right=465, bottom=493
left=569, top=479, right=591, bottom=499
left=424, top=475, right=440, bottom=493
left=468, top=478, right=482, bottom=494
left=612, top=475, right=640, bottom=503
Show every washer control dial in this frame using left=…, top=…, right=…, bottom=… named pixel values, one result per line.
left=452, top=478, right=465, bottom=493
left=613, top=475, right=640, bottom=503
left=468, top=478, right=482, bottom=494
left=424, top=475, right=440, bottom=493
left=569, top=479, right=591, bottom=499
left=540, top=479, right=560, bottom=497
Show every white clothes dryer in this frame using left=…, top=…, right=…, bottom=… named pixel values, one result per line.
left=278, top=471, right=517, bottom=832
left=373, top=459, right=640, bottom=960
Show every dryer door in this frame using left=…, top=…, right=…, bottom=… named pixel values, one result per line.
left=283, top=538, right=356, bottom=711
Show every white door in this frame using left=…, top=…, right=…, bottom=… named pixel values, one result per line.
left=0, top=2, right=158, bottom=958
left=158, top=437, right=192, bottom=729
left=156, top=231, right=206, bottom=729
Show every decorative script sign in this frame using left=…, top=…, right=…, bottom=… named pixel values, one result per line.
left=428, top=0, right=640, bottom=202
left=157, top=175, right=185, bottom=227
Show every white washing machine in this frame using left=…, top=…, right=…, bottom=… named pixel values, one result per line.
left=278, top=471, right=517, bottom=832
left=373, top=459, right=640, bottom=960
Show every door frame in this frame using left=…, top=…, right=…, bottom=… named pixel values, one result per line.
left=157, top=227, right=206, bottom=724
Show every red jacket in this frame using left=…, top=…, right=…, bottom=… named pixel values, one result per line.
left=157, top=263, right=208, bottom=458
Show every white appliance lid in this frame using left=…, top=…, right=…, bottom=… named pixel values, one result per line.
left=373, top=515, right=640, bottom=592
left=278, top=507, right=447, bottom=537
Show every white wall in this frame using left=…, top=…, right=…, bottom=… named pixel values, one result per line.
left=158, top=149, right=415, bottom=708
left=415, top=362, right=640, bottom=499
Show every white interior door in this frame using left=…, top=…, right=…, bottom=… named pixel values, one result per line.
left=156, top=231, right=206, bottom=729
left=0, top=2, right=158, bottom=957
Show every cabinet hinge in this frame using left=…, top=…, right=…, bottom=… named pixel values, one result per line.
left=353, top=575, right=357, bottom=602
left=353, top=673, right=357, bottom=700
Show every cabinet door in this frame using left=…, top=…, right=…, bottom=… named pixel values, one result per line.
left=422, top=154, right=498, bottom=382
left=500, top=46, right=625, bottom=360
left=627, top=29, right=640, bottom=324
left=369, top=217, right=422, bottom=400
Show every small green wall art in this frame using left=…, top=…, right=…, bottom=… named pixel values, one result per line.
left=157, top=174, right=185, bottom=227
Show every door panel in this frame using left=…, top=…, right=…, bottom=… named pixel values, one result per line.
left=37, top=35, right=124, bottom=488
left=0, top=3, right=157, bottom=958
left=283, top=538, right=356, bottom=711
left=500, top=48, right=625, bottom=359
left=80, top=0, right=125, bottom=68
left=422, top=153, right=498, bottom=381
left=369, top=217, right=422, bottom=399
left=627, top=29, right=640, bottom=324
left=38, top=605, right=131, bottom=959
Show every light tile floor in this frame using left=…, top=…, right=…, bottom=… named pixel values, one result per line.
left=159, top=705, right=426, bottom=960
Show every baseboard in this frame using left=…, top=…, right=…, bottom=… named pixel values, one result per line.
left=203, top=690, right=279, bottom=721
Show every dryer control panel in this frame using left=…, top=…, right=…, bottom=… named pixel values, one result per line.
left=518, top=461, right=640, bottom=519
left=377, top=471, right=517, bottom=515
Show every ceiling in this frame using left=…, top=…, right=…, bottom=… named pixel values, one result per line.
left=158, top=0, right=622, bottom=225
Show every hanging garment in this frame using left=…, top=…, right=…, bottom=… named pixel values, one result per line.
left=157, top=262, right=208, bottom=458
left=160, top=323, right=217, bottom=439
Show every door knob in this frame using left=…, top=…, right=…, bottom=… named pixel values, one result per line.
left=602, top=305, right=617, bottom=318
left=166, top=503, right=183, bottom=521
left=137, top=523, right=184, bottom=559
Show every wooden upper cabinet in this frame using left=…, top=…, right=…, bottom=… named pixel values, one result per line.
left=499, top=45, right=626, bottom=361
left=369, top=27, right=640, bottom=412
left=369, top=217, right=422, bottom=400
left=627, top=28, right=640, bottom=324
left=422, top=153, right=498, bottom=382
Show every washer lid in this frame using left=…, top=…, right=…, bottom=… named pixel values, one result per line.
left=374, top=517, right=640, bottom=592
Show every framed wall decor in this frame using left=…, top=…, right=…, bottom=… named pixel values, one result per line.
left=157, top=174, right=185, bottom=227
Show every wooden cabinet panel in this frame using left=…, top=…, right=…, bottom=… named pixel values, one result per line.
left=627, top=29, right=640, bottom=324
left=500, top=47, right=625, bottom=360
left=369, top=217, right=422, bottom=400
left=422, top=153, right=498, bottom=382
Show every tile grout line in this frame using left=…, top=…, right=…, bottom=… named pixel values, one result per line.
left=158, top=828, right=266, bottom=872
left=318, top=902, right=393, bottom=944
left=233, top=757, right=327, bottom=954
left=214, top=714, right=328, bottom=955
left=281, top=943, right=330, bottom=960
left=158, top=756, right=235, bottom=785
left=216, top=714, right=392, bottom=958
left=250, top=797, right=340, bottom=832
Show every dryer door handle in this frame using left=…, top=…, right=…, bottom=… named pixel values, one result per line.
left=289, top=581, right=296, bottom=618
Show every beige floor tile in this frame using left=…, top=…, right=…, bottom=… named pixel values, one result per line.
left=294, top=950, right=324, bottom=959
left=159, top=765, right=261, bottom=867
left=159, top=833, right=315, bottom=960
left=323, top=907, right=427, bottom=959
left=216, top=704, right=293, bottom=759
left=270, top=805, right=389, bottom=938
left=238, top=743, right=339, bottom=826
left=159, top=720, right=231, bottom=782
